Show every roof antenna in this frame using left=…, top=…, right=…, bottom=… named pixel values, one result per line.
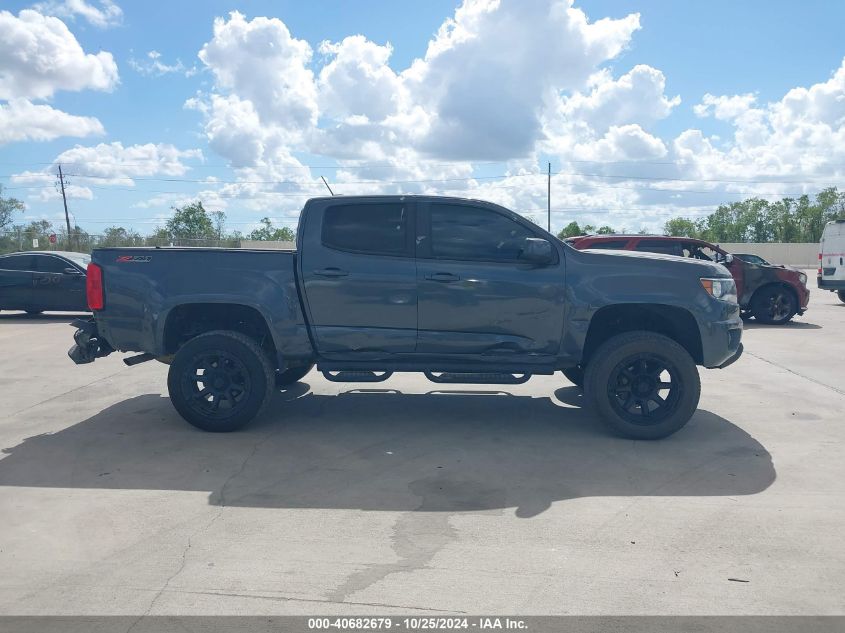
left=321, top=176, right=335, bottom=196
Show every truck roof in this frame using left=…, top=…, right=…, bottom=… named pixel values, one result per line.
left=304, top=194, right=504, bottom=206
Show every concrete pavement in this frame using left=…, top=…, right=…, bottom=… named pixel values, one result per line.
left=0, top=283, right=843, bottom=615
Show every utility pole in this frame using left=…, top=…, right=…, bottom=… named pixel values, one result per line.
left=58, top=164, right=72, bottom=249
left=547, top=162, right=551, bottom=232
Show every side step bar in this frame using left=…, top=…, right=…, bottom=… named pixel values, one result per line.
left=424, top=371, right=531, bottom=385
left=321, top=370, right=394, bottom=383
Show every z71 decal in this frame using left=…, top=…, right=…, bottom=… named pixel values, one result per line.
left=116, top=255, right=152, bottom=263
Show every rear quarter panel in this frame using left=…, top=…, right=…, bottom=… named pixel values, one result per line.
left=92, top=248, right=311, bottom=359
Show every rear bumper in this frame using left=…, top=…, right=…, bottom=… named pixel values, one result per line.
left=818, top=276, right=845, bottom=290
left=68, top=318, right=113, bottom=364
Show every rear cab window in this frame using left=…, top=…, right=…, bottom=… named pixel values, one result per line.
left=321, top=202, right=409, bottom=257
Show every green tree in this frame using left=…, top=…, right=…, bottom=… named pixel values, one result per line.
left=556, top=221, right=582, bottom=239
left=165, top=201, right=216, bottom=240
left=248, top=217, right=296, bottom=242
left=101, top=226, right=143, bottom=247
left=1, top=184, right=25, bottom=232
left=596, top=225, right=615, bottom=234
left=210, top=210, right=226, bottom=239
left=664, top=217, right=699, bottom=238
left=146, top=227, right=171, bottom=246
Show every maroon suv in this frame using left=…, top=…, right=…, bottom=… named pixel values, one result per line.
left=567, top=235, right=810, bottom=324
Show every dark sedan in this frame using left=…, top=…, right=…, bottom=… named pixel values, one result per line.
left=0, top=251, right=90, bottom=314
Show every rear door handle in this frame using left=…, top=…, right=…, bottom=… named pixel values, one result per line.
left=313, top=267, right=349, bottom=278
left=425, top=272, right=460, bottom=282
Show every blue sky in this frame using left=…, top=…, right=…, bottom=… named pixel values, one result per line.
left=2, top=0, right=844, bottom=235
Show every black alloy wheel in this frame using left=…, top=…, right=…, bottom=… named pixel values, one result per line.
left=167, top=330, right=274, bottom=432
left=584, top=331, right=700, bottom=440
left=607, top=354, right=681, bottom=425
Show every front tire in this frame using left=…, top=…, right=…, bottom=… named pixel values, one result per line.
left=167, top=330, right=274, bottom=432
left=751, top=286, right=797, bottom=324
left=584, top=331, right=700, bottom=440
left=838, top=290, right=845, bottom=304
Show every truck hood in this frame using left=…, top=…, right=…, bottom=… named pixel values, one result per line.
left=579, top=247, right=732, bottom=277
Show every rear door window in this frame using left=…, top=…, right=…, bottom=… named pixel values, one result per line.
left=322, top=202, right=408, bottom=256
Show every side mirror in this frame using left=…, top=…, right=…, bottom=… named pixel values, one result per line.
left=723, top=254, right=734, bottom=264
left=520, top=238, right=554, bottom=265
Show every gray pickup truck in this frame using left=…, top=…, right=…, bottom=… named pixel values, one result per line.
left=69, top=195, right=743, bottom=439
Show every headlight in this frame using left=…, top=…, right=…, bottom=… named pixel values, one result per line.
left=701, top=277, right=738, bottom=303
left=798, top=272, right=807, bottom=285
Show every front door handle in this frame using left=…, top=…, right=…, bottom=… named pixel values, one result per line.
left=425, top=272, right=460, bottom=282
left=313, top=267, right=349, bottom=278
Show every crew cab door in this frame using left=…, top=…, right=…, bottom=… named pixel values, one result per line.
left=415, top=201, right=565, bottom=357
left=298, top=199, right=417, bottom=354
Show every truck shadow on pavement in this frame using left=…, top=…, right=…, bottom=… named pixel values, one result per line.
left=0, top=384, right=776, bottom=518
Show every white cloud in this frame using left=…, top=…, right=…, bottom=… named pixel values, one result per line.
left=12, top=142, right=204, bottom=189
left=35, top=183, right=93, bottom=202
left=198, top=11, right=317, bottom=133
left=317, top=36, right=401, bottom=121
left=0, top=98, right=104, bottom=144
left=179, top=3, right=845, bottom=231
left=574, top=124, right=668, bottom=162
left=129, top=50, right=197, bottom=77
left=405, top=0, right=640, bottom=159
left=187, top=1, right=642, bottom=215
left=31, top=0, right=122, bottom=28
left=693, top=93, right=756, bottom=120
left=678, top=57, right=845, bottom=183
left=0, top=9, right=119, bottom=100
left=556, top=65, right=680, bottom=131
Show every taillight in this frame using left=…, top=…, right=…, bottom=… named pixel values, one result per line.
left=818, top=252, right=822, bottom=276
left=86, top=262, right=104, bottom=310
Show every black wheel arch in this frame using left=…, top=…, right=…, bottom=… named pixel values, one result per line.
left=581, top=303, right=703, bottom=367
left=161, top=302, right=279, bottom=370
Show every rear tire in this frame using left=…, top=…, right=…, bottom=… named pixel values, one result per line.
left=167, top=330, right=274, bottom=432
left=838, top=290, right=845, bottom=304
left=584, top=331, right=700, bottom=440
left=562, top=366, right=584, bottom=388
left=751, top=285, right=797, bottom=324
left=275, top=363, right=314, bottom=387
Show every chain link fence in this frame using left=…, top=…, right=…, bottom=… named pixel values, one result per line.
left=0, top=230, right=246, bottom=255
